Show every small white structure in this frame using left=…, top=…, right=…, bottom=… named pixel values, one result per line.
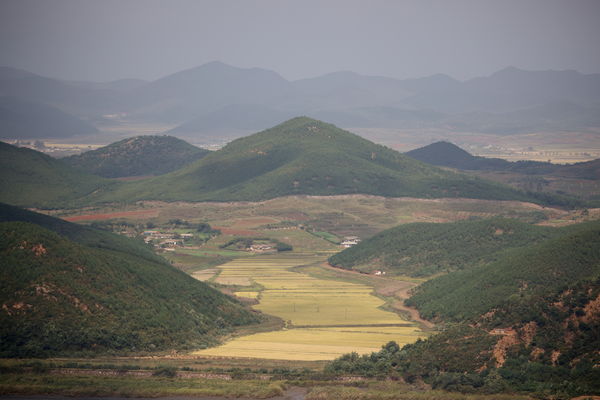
left=341, top=236, right=361, bottom=248
left=249, top=244, right=273, bottom=252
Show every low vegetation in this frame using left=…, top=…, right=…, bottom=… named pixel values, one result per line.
left=0, top=373, right=285, bottom=398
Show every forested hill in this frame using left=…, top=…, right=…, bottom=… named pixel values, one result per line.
left=0, top=204, right=261, bottom=357
left=0, top=118, right=582, bottom=207
left=62, top=135, right=209, bottom=178
left=328, top=220, right=600, bottom=397
left=0, top=141, right=115, bottom=208
left=407, top=220, right=600, bottom=322
left=328, top=217, right=559, bottom=276
left=91, top=117, right=552, bottom=204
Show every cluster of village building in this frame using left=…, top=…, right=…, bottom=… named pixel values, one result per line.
left=340, top=236, right=361, bottom=248
left=142, top=230, right=194, bottom=250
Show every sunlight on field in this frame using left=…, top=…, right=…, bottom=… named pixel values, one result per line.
left=191, top=269, right=219, bottom=281
left=196, top=325, right=423, bottom=361
left=196, top=326, right=422, bottom=360
left=197, top=253, right=425, bottom=360
left=235, top=291, right=260, bottom=299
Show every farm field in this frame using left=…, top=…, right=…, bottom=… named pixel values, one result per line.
left=197, top=326, right=422, bottom=360
left=49, top=195, right=576, bottom=240
left=196, top=253, right=424, bottom=360
left=43, top=195, right=597, bottom=362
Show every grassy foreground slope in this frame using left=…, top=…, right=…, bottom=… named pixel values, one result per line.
left=329, top=217, right=558, bottom=276
left=99, top=117, right=544, bottom=203
left=0, top=204, right=260, bottom=357
left=0, top=141, right=115, bottom=207
left=62, top=135, right=209, bottom=178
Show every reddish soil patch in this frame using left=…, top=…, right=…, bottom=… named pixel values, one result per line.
left=213, top=226, right=258, bottom=236
left=283, top=212, right=310, bottom=221
left=63, top=209, right=159, bottom=222
left=234, top=217, right=279, bottom=227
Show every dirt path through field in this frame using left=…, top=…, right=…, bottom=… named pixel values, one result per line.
left=321, top=263, right=435, bottom=330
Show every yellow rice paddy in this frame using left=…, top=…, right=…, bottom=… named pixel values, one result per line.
left=196, top=254, right=425, bottom=360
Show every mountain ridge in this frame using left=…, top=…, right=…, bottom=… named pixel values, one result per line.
left=3, top=63, right=600, bottom=138
left=94, top=117, right=549, bottom=204
left=62, top=135, right=209, bottom=178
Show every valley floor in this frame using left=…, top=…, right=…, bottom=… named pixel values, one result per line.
left=10, top=195, right=596, bottom=398
left=194, top=253, right=424, bottom=360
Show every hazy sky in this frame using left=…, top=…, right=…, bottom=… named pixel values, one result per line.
left=1, top=0, right=599, bottom=82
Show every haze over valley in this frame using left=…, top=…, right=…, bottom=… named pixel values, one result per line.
left=3, top=62, right=600, bottom=163
left=1, top=1, right=600, bottom=399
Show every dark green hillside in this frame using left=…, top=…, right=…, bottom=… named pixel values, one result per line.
left=407, top=220, right=600, bottom=321
left=0, top=203, right=159, bottom=263
left=0, top=208, right=260, bottom=357
left=62, top=135, right=209, bottom=178
left=0, top=141, right=116, bottom=207
left=329, top=218, right=558, bottom=276
left=98, top=117, right=545, bottom=204
left=328, top=221, right=600, bottom=397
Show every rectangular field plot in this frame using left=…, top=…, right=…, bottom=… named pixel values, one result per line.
left=195, top=326, right=424, bottom=361
left=191, top=268, right=219, bottom=281
left=235, top=291, right=260, bottom=299
left=201, top=253, right=425, bottom=360
left=214, top=254, right=409, bottom=326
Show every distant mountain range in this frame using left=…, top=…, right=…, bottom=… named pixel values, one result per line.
left=0, top=96, right=98, bottom=139
left=0, top=117, right=564, bottom=208
left=2, top=62, right=600, bottom=139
